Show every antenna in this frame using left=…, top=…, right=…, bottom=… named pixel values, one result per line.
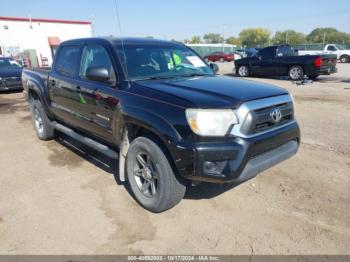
left=113, top=0, right=130, bottom=85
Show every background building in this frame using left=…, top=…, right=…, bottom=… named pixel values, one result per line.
left=0, top=16, right=91, bottom=67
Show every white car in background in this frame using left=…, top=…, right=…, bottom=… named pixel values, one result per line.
left=298, top=44, right=350, bottom=63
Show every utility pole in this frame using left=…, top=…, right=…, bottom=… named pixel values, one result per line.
left=222, top=25, right=225, bottom=52
left=28, top=14, right=32, bottom=29
left=323, top=32, right=326, bottom=46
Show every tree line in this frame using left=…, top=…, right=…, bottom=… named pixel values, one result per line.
left=183, top=28, right=350, bottom=47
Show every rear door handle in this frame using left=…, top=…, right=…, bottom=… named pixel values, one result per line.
left=75, top=86, right=81, bottom=92
left=49, top=79, right=56, bottom=86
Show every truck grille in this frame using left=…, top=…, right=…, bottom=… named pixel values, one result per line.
left=250, top=102, right=294, bottom=134
left=230, top=95, right=296, bottom=138
left=238, top=102, right=294, bottom=136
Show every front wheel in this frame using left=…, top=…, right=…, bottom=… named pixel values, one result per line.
left=126, top=137, right=186, bottom=213
left=288, top=65, right=304, bottom=80
left=237, top=65, right=249, bottom=77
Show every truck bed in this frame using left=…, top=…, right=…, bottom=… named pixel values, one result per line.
left=22, top=67, right=51, bottom=86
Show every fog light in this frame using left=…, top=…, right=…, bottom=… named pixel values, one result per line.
left=204, top=160, right=227, bottom=177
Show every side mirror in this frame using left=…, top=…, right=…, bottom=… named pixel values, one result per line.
left=210, top=63, right=219, bottom=74
left=86, top=67, right=110, bottom=83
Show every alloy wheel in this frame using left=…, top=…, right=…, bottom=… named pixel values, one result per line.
left=238, top=66, right=248, bottom=77
left=289, top=67, right=302, bottom=80
left=133, top=152, right=159, bottom=197
left=33, top=107, right=44, bottom=135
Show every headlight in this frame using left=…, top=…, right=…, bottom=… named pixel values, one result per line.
left=186, top=109, right=238, bottom=136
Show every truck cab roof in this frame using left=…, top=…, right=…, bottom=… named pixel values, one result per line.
left=61, top=37, right=184, bottom=47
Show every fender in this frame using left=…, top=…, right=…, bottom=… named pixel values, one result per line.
left=117, top=105, right=184, bottom=181
left=24, top=71, right=53, bottom=119
left=120, top=105, right=182, bottom=144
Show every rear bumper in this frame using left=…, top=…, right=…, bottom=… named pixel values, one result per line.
left=315, top=66, right=337, bottom=75
left=171, top=122, right=300, bottom=183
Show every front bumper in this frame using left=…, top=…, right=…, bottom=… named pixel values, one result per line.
left=0, top=79, right=23, bottom=91
left=171, top=122, right=300, bottom=183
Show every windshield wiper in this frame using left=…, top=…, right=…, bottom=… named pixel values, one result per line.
left=131, top=75, right=177, bottom=81
left=181, top=73, right=211, bottom=77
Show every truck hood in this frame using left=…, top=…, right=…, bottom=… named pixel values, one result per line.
left=0, top=68, right=23, bottom=78
left=136, top=75, right=288, bottom=108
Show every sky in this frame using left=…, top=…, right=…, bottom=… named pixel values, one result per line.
left=1, top=0, right=350, bottom=40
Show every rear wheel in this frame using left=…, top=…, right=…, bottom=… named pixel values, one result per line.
left=30, top=99, right=54, bottom=140
left=340, top=55, right=349, bottom=63
left=288, top=65, right=304, bottom=80
left=126, top=137, right=186, bottom=213
left=237, top=65, right=249, bottom=77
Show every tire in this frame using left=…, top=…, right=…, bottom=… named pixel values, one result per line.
left=126, top=136, right=186, bottom=212
left=308, top=74, right=319, bottom=80
left=340, top=55, right=349, bottom=63
left=237, top=65, right=249, bottom=77
left=30, top=99, right=54, bottom=140
left=288, top=65, right=304, bottom=80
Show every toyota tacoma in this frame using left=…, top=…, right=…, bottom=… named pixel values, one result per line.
left=22, top=37, right=300, bottom=212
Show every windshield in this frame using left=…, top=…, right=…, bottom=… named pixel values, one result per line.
left=335, top=44, right=344, bottom=50
left=114, top=44, right=214, bottom=80
left=0, top=59, right=22, bottom=69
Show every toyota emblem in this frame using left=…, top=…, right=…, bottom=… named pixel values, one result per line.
left=270, top=108, right=282, bottom=123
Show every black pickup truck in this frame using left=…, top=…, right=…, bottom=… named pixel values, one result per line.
left=22, top=37, right=300, bottom=212
left=235, top=45, right=337, bottom=80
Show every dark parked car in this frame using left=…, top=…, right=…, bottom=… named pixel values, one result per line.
left=0, top=57, right=23, bottom=91
left=235, top=45, right=337, bottom=80
left=22, top=37, right=300, bottom=212
left=204, top=51, right=234, bottom=62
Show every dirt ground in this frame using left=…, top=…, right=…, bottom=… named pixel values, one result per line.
left=0, top=64, right=349, bottom=255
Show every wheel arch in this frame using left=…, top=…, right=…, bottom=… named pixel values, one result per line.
left=118, top=106, right=183, bottom=182
left=26, top=79, right=53, bottom=119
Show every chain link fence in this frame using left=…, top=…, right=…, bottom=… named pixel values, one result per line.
left=186, top=44, right=236, bottom=57
left=187, top=43, right=350, bottom=57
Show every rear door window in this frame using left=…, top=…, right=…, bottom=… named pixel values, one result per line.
left=54, top=45, right=80, bottom=77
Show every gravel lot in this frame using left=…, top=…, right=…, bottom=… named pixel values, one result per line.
left=0, top=64, right=349, bottom=255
